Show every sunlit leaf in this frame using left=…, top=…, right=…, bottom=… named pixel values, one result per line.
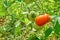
left=0, top=0, right=5, bottom=16
left=49, top=0, right=54, bottom=2
left=14, top=23, right=22, bottom=36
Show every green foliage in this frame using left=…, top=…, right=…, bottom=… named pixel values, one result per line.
left=18, top=0, right=22, bottom=2
left=0, top=0, right=5, bottom=16
left=44, top=27, right=53, bottom=38
left=23, top=0, right=34, bottom=4
left=53, top=17, right=60, bottom=36
left=0, top=0, right=60, bottom=40
left=54, top=21, right=60, bottom=35
left=28, top=34, right=40, bottom=40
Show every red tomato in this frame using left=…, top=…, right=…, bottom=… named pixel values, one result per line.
left=35, top=14, right=50, bottom=26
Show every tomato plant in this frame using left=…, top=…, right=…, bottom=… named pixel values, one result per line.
left=0, top=0, right=60, bottom=40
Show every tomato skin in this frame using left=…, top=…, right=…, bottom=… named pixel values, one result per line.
left=35, top=14, right=50, bottom=26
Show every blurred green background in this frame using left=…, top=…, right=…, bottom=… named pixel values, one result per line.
left=0, top=0, right=60, bottom=40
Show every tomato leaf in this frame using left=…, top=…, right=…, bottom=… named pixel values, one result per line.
left=18, top=0, right=22, bottom=2
left=27, top=34, right=40, bottom=40
left=4, top=0, right=15, bottom=7
left=0, top=0, right=5, bottom=16
left=54, top=0, right=60, bottom=2
left=54, top=20, right=60, bottom=35
left=44, top=27, right=53, bottom=38
left=14, top=24, right=22, bottom=36
left=23, top=0, right=36, bottom=4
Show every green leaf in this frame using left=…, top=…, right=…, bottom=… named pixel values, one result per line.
left=28, top=34, right=40, bottom=40
left=23, top=0, right=36, bottom=4
left=24, top=18, right=30, bottom=25
left=4, top=0, right=8, bottom=7
left=18, top=0, right=22, bottom=2
left=0, top=12, right=5, bottom=16
left=54, top=0, right=60, bottom=2
left=49, top=0, right=54, bottom=2
left=14, top=25, right=22, bottom=36
left=4, top=0, right=15, bottom=7
left=54, top=20, right=60, bottom=35
left=44, top=27, right=53, bottom=38
left=0, top=0, right=5, bottom=16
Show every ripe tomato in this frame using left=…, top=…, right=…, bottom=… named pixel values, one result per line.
left=35, top=14, right=50, bottom=26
